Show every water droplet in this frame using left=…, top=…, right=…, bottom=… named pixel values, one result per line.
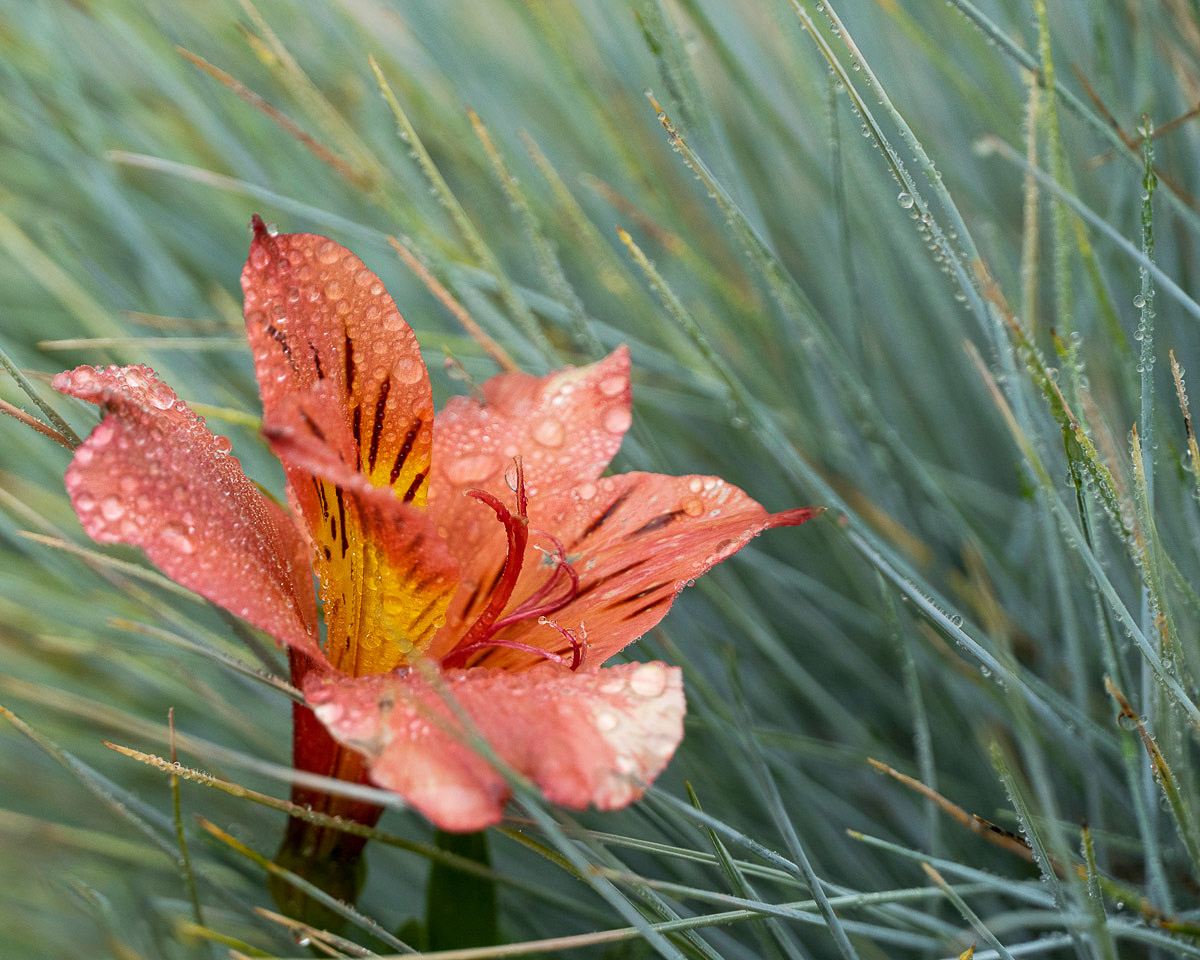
left=603, top=408, right=632, bottom=434
left=213, top=435, right=232, bottom=455
left=629, top=662, right=668, bottom=698
left=446, top=454, right=497, bottom=485
left=574, top=482, right=597, bottom=501
left=324, top=280, right=344, bottom=300
left=681, top=497, right=704, bottom=517
left=149, top=384, right=176, bottom=410
left=162, top=523, right=195, bottom=555
left=1133, top=294, right=1146, bottom=308
left=599, top=375, right=625, bottom=397
left=317, top=241, right=340, bottom=264
left=100, top=496, right=124, bottom=522
left=532, top=417, right=566, bottom=447
left=393, top=356, right=423, bottom=384
left=897, top=191, right=915, bottom=209
left=90, top=422, right=115, bottom=448
left=594, top=711, right=619, bottom=732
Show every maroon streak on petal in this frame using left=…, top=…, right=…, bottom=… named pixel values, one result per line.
left=427, top=348, right=632, bottom=655
left=264, top=389, right=459, bottom=676
left=241, top=220, right=435, bottom=505
left=53, top=364, right=323, bottom=665
left=449, top=468, right=820, bottom=670
left=305, top=660, right=685, bottom=832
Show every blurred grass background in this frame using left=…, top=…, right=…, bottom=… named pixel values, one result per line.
left=3, top=0, right=1200, bottom=957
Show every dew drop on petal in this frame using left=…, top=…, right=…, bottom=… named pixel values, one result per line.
left=629, top=662, right=668, bottom=698
left=445, top=453, right=497, bottom=484
left=393, top=356, right=423, bottom=384
left=91, top=422, right=115, bottom=448
left=100, top=495, right=124, bottom=522
left=603, top=407, right=632, bottom=434
left=681, top=497, right=704, bottom=517
left=161, top=522, right=195, bottom=555
left=594, top=710, right=619, bottom=732
left=574, top=482, right=597, bottom=501
left=599, top=375, right=625, bottom=397
left=317, top=241, right=340, bottom=264
left=532, top=417, right=566, bottom=447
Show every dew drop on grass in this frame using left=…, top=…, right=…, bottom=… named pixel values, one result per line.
left=1133, top=294, right=1146, bottom=308
left=897, top=191, right=914, bottom=209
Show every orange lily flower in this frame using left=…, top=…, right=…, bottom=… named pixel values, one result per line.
left=54, top=218, right=818, bottom=841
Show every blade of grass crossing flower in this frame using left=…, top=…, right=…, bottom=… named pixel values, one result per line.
left=921, top=863, right=1017, bottom=960
left=686, top=782, right=811, bottom=960
left=196, top=817, right=413, bottom=953
left=368, top=56, right=557, bottom=364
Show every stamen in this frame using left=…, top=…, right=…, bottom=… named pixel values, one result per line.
left=443, top=636, right=572, bottom=669
left=452, top=475, right=528, bottom=651
left=538, top=618, right=587, bottom=671
left=440, top=459, right=585, bottom=671
left=492, top=531, right=579, bottom=629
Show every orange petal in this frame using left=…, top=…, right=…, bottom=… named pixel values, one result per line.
left=305, top=660, right=685, bottom=832
left=53, top=365, right=322, bottom=664
left=241, top=218, right=434, bottom=504
left=265, top=390, right=459, bottom=675
left=427, top=348, right=631, bottom=655
left=451, top=470, right=819, bottom=669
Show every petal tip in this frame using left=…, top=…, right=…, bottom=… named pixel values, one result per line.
left=768, top=505, right=825, bottom=528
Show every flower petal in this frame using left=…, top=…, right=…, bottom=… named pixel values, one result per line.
left=305, top=660, right=685, bottom=832
left=241, top=218, right=434, bottom=504
left=458, top=472, right=819, bottom=669
left=53, top=365, right=322, bottom=663
left=265, top=390, right=460, bottom=675
left=427, top=348, right=632, bottom=653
